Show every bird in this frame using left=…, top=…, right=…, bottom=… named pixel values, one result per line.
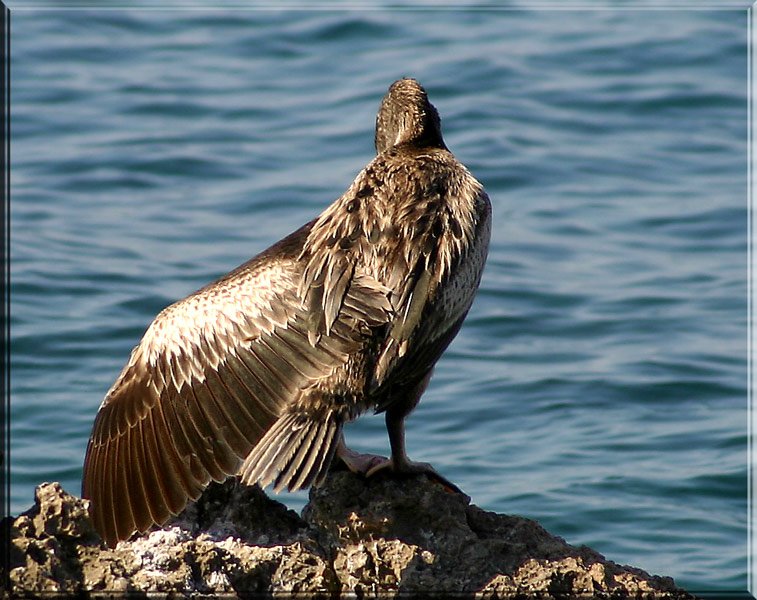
left=82, top=78, right=492, bottom=547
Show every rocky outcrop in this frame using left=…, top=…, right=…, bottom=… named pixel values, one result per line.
left=3, top=470, right=694, bottom=598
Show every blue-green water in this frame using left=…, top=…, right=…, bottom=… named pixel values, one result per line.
left=10, top=7, right=747, bottom=593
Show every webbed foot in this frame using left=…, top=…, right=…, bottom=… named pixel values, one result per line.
left=337, top=443, right=389, bottom=475
left=365, top=457, right=463, bottom=494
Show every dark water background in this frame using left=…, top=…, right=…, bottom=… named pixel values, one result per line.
left=10, top=6, right=748, bottom=593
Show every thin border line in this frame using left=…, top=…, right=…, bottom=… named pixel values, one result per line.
left=2, top=2, right=9, bottom=593
left=4, top=4, right=753, bottom=596
left=748, top=3, right=753, bottom=596
left=2, top=4, right=753, bottom=11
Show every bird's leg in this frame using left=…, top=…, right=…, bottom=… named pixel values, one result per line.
left=336, top=433, right=388, bottom=475
left=365, top=409, right=463, bottom=494
left=364, top=371, right=463, bottom=494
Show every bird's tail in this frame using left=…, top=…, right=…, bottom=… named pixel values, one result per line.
left=239, top=411, right=341, bottom=493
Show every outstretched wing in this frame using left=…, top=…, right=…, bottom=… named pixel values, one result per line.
left=82, top=224, right=390, bottom=546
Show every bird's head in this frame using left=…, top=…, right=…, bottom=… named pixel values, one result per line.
left=374, top=78, right=446, bottom=154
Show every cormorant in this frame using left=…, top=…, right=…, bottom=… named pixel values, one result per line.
left=82, top=78, right=491, bottom=547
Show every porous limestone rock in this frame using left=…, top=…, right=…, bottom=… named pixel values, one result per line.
left=3, top=473, right=694, bottom=599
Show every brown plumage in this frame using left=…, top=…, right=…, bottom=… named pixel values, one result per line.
left=82, top=78, right=492, bottom=547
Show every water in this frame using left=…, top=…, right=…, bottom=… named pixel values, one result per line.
left=10, top=7, right=747, bottom=593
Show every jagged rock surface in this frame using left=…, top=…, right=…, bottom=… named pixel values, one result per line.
left=3, top=472, right=694, bottom=598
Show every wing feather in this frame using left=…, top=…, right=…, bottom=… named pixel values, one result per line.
left=239, top=413, right=301, bottom=488
left=134, top=417, right=170, bottom=526
left=274, top=419, right=322, bottom=493
left=161, top=384, right=212, bottom=486
left=144, top=409, right=186, bottom=516
left=118, top=428, right=146, bottom=539
left=151, top=396, right=204, bottom=501
left=310, top=420, right=341, bottom=488
left=113, top=432, right=136, bottom=540
left=221, top=353, right=280, bottom=428
left=235, top=348, right=290, bottom=414
left=265, top=329, right=326, bottom=380
left=191, top=375, right=250, bottom=460
left=180, top=385, right=231, bottom=481
left=323, top=258, right=355, bottom=333
left=252, top=338, right=303, bottom=392
left=285, top=419, right=335, bottom=491
left=239, top=411, right=341, bottom=494
left=205, top=362, right=269, bottom=441
left=271, top=326, right=330, bottom=372
left=120, top=371, right=145, bottom=433
left=90, top=434, right=114, bottom=543
left=104, top=437, right=124, bottom=543
left=288, top=420, right=328, bottom=490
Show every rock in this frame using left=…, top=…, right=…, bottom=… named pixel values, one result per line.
left=306, top=471, right=689, bottom=598
left=2, top=473, right=695, bottom=598
left=3, top=480, right=333, bottom=597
